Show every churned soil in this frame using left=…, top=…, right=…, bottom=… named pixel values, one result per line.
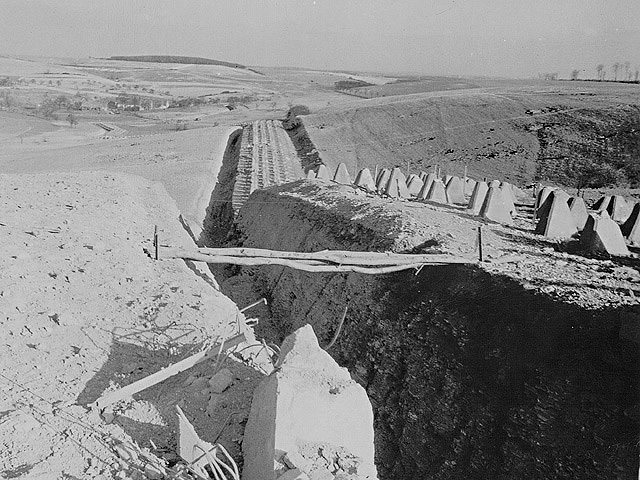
left=0, top=171, right=262, bottom=479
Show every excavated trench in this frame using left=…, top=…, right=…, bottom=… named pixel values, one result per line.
left=198, top=168, right=639, bottom=479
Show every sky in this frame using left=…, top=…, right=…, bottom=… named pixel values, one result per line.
left=1, top=0, right=639, bottom=79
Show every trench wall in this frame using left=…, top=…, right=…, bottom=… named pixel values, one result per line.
left=225, top=182, right=638, bottom=480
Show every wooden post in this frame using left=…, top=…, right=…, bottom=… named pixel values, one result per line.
left=374, top=165, right=379, bottom=183
left=153, top=225, right=158, bottom=260
left=463, top=165, right=468, bottom=184
left=240, top=298, right=267, bottom=313
left=477, top=226, right=484, bottom=262
left=407, top=160, right=410, bottom=177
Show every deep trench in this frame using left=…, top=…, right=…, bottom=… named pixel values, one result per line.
left=200, top=127, right=639, bottom=480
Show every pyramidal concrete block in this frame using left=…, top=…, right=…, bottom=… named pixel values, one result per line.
left=489, top=179, right=501, bottom=189
left=384, top=168, right=408, bottom=198
left=417, top=173, right=436, bottom=200
left=499, top=185, right=517, bottom=216
left=621, top=202, right=640, bottom=245
left=468, top=181, right=489, bottom=214
left=607, top=195, right=631, bottom=223
left=445, top=176, right=466, bottom=204
left=593, top=195, right=612, bottom=212
left=535, top=186, right=556, bottom=215
left=375, top=168, right=390, bottom=192
left=443, top=174, right=453, bottom=185
left=480, top=186, right=513, bottom=224
left=580, top=213, right=630, bottom=256
left=535, top=194, right=578, bottom=238
left=568, top=196, right=589, bottom=230
left=500, top=182, right=518, bottom=204
left=306, top=169, right=317, bottom=180
left=242, top=325, right=377, bottom=480
left=315, top=164, right=331, bottom=181
left=418, top=171, right=429, bottom=182
left=425, top=179, right=448, bottom=204
left=464, top=178, right=477, bottom=196
left=332, top=163, right=352, bottom=185
left=406, top=175, right=424, bottom=197
left=354, top=168, right=376, bottom=191
left=537, top=189, right=569, bottom=223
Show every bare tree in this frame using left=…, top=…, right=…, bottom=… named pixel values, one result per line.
left=635, top=69, right=639, bottom=82
left=571, top=69, right=580, bottom=80
left=624, top=61, right=631, bottom=80
left=596, top=64, right=605, bottom=81
left=612, top=62, right=620, bottom=81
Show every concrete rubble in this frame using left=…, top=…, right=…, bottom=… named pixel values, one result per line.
left=243, top=325, right=377, bottom=480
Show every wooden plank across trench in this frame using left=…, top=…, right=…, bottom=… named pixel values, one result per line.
left=159, top=246, right=474, bottom=274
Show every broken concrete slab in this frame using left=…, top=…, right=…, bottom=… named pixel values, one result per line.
left=445, top=176, right=466, bottom=204
left=535, top=193, right=578, bottom=239
left=243, top=325, right=377, bottom=480
left=354, top=168, right=376, bottom=191
left=580, top=213, right=630, bottom=256
left=332, top=163, right=352, bottom=185
left=467, top=181, right=489, bottom=214
left=480, top=186, right=513, bottom=225
left=568, top=196, right=589, bottom=231
left=621, top=202, right=640, bottom=245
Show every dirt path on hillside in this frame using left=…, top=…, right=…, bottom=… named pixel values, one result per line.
left=0, top=171, right=263, bottom=479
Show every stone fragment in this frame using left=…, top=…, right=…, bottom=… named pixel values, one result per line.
left=332, top=163, right=352, bottom=185
left=243, top=325, right=377, bottom=480
left=144, top=464, right=165, bottom=480
left=284, top=450, right=311, bottom=472
left=208, top=368, right=234, bottom=393
left=278, top=469, right=309, bottom=480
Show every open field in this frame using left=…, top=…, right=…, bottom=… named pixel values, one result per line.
left=297, top=80, right=640, bottom=187
left=1, top=55, right=639, bottom=479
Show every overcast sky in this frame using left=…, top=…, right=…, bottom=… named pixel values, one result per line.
left=1, top=0, right=639, bottom=78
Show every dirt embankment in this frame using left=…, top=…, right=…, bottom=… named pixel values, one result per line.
left=199, top=127, right=243, bottom=246
left=298, top=87, right=640, bottom=188
left=214, top=181, right=639, bottom=480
